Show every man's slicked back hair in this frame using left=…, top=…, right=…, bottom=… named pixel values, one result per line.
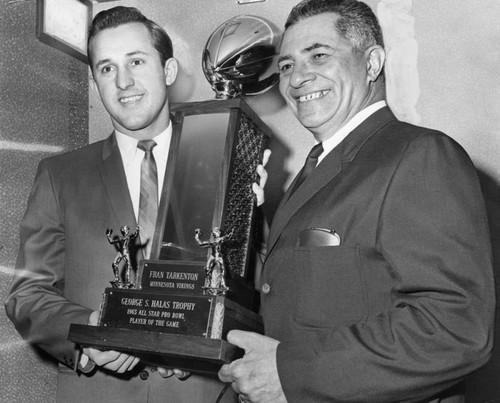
left=87, top=6, right=173, bottom=68
left=285, top=0, right=384, bottom=52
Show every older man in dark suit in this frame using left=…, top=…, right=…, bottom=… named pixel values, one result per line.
left=219, top=1, right=495, bottom=402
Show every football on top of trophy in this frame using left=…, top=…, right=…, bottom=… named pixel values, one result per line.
left=202, top=15, right=281, bottom=99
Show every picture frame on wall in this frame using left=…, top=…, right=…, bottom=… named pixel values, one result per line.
left=36, top=0, right=92, bottom=64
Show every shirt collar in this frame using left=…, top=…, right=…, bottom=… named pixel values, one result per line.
left=319, top=100, right=387, bottom=162
left=115, top=122, right=172, bottom=166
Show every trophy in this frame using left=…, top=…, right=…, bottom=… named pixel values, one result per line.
left=68, top=15, right=280, bottom=374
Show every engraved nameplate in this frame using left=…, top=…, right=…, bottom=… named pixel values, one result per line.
left=99, top=289, right=213, bottom=336
left=141, top=261, right=206, bottom=293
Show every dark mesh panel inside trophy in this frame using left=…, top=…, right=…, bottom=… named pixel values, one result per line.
left=220, top=114, right=266, bottom=278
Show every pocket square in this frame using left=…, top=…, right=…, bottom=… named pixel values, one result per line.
left=298, top=228, right=341, bottom=247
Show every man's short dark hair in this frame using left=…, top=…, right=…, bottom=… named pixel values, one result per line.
left=87, top=6, right=173, bottom=68
left=285, top=0, right=384, bottom=52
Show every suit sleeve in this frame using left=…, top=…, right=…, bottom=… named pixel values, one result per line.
left=4, top=160, right=92, bottom=370
left=276, top=133, right=495, bottom=401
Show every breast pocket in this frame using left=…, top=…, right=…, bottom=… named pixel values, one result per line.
left=292, top=245, right=368, bottom=329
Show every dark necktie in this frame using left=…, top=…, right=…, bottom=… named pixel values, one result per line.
left=137, top=139, right=158, bottom=259
left=290, top=142, right=323, bottom=195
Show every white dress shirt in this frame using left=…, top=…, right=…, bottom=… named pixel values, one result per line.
left=115, top=123, right=172, bottom=220
left=318, top=100, right=387, bottom=164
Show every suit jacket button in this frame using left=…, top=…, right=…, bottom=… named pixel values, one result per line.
left=261, top=283, right=271, bottom=294
left=139, top=370, right=149, bottom=380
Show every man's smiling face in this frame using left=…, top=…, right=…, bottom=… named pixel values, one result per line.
left=278, top=13, right=371, bottom=141
left=90, top=22, right=176, bottom=140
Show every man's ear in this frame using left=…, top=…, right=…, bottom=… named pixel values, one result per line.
left=89, top=70, right=99, bottom=96
left=366, top=45, right=385, bottom=82
left=164, top=57, right=178, bottom=86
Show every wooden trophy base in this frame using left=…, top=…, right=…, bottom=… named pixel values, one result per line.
left=68, top=324, right=243, bottom=374
left=68, top=284, right=263, bottom=374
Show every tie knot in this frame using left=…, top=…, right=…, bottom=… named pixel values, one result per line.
left=308, top=143, right=323, bottom=160
left=137, top=139, right=157, bottom=153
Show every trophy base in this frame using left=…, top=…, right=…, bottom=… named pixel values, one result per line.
left=68, top=324, right=243, bottom=374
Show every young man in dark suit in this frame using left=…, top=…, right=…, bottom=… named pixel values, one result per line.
left=5, top=6, right=267, bottom=403
left=219, top=1, right=494, bottom=402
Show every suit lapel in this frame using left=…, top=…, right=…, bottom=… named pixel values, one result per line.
left=98, top=133, right=137, bottom=229
left=267, top=147, right=342, bottom=250
left=266, top=107, right=396, bottom=256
